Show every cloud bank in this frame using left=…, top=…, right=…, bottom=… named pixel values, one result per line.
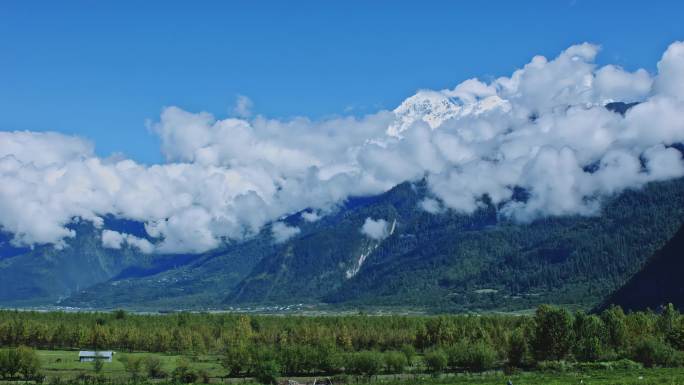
left=1, top=41, right=684, bottom=253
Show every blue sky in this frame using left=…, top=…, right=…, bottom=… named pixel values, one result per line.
left=1, top=0, right=683, bottom=164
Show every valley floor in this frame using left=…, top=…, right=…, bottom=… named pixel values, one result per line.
left=378, top=369, right=684, bottom=385
left=0, top=350, right=680, bottom=385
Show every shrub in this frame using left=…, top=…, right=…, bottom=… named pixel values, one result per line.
left=252, top=359, right=280, bottom=385
left=0, top=349, right=17, bottom=379
left=575, top=359, right=643, bottom=371
left=508, top=327, right=531, bottom=368
left=666, top=322, right=684, bottom=350
left=0, top=347, right=41, bottom=380
left=17, top=346, right=41, bottom=380
left=445, top=342, right=468, bottom=371
left=118, top=354, right=143, bottom=381
left=424, top=349, right=447, bottom=376
left=197, top=368, right=211, bottom=384
left=466, top=342, right=497, bottom=372
left=400, top=344, right=416, bottom=366
left=48, top=376, right=64, bottom=385
left=610, top=358, right=643, bottom=370
left=383, top=351, right=408, bottom=374
left=445, top=341, right=496, bottom=372
left=345, top=351, right=383, bottom=379
left=331, top=373, right=350, bottom=384
left=172, top=357, right=198, bottom=384
left=143, top=355, right=166, bottom=379
left=113, top=309, right=126, bottom=320
left=631, top=337, right=681, bottom=368
left=537, top=360, right=573, bottom=372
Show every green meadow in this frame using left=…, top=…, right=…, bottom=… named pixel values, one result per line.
left=26, top=350, right=684, bottom=385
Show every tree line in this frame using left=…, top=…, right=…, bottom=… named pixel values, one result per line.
left=0, top=304, right=683, bottom=383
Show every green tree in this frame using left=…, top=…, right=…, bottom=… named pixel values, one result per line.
left=666, top=322, right=684, bottom=351
left=92, top=357, right=104, bottom=374
left=346, top=351, right=383, bottom=381
left=278, top=344, right=308, bottom=375
left=445, top=341, right=469, bottom=371
left=573, top=313, right=606, bottom=362
left=658, top=303, right=679, bottom=334
left=143, top=355, right=166, bottom=379
left=16, top=346, right=41, bottom=380
left=532, top=305, right=574, bottom=361
left=383, top=351, right=407, bottom=374
left=446, top=341, right=496, bottom=372
left=508, top=327, right=531, bottom=368
left=113, top=309, right=127, bottom=320
left=172, top=357, right=198, bottom=384
left=400, top=344, right=416, bottom=367
left=466, top=342, right=497, bottom=372
left=424, top=349, right=447, bottom=377
left=252, top=359, right=281, bottom=385
left=631, top=337, right=681, bottom=368
left=312, top=342, right=341, bottom=374
left=222, top=342, right=251, bottom=376
left=119, top=354, right=143, bottom=382
left=88, top=325, right=109, bottom=350
left=601, top=305, right=628, bottom=352
left=0, top=348, right=19, bottom=379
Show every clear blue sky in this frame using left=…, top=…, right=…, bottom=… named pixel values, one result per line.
left=1, top=0, right=683, bottom=164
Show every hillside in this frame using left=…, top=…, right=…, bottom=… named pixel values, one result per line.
left=0, top=221, right=155, bottom=306
left=54, top=177, right=684, bottom=312
left=598, top=224, right=684, bottom=312
left=228, top=178, right=684, bottom=311
left=2, top=175, right=684, bottom=311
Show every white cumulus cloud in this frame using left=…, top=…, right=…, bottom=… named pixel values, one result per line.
left=361, top=218, right=389, bottom=240
left=101, top=230, right=154, bottom=254
left=271, top=222, right=301, bottom=244
left=1, top=41, right=684, bottom=254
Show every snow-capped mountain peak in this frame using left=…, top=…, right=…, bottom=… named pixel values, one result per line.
left=387, top=89, right=510, bottom=137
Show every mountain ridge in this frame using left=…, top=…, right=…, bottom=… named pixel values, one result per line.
left=29, top=176, right=684, bottom=312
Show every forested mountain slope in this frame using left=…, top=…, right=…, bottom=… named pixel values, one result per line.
left=0, top=222, right=155, bottom=306
left=598, top=224, right=684, bottom=312
left=2, top=177, right=684, bottom=312
left=228, top=178, right=684, bottom=311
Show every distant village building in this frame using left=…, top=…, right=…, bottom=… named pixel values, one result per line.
left=78, top=351, right=114, bottom=362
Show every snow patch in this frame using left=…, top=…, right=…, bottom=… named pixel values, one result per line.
left=345, top=245, right=376, bottom=279
left=388, top=89, right=510, bottom=136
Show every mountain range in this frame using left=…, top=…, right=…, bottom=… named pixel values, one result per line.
left=1, top=173, right=683, bottom=312
left=1, top=99, right=683, bottom=312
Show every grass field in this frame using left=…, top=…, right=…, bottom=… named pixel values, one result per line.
left=381, top=369, right=684, bottom=385
left=12, top=350, right=683, bottom=385
left=35, top=349, right=224, bottom=382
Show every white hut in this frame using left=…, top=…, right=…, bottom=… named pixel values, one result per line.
left=78, top=351, right=114, bottom=362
